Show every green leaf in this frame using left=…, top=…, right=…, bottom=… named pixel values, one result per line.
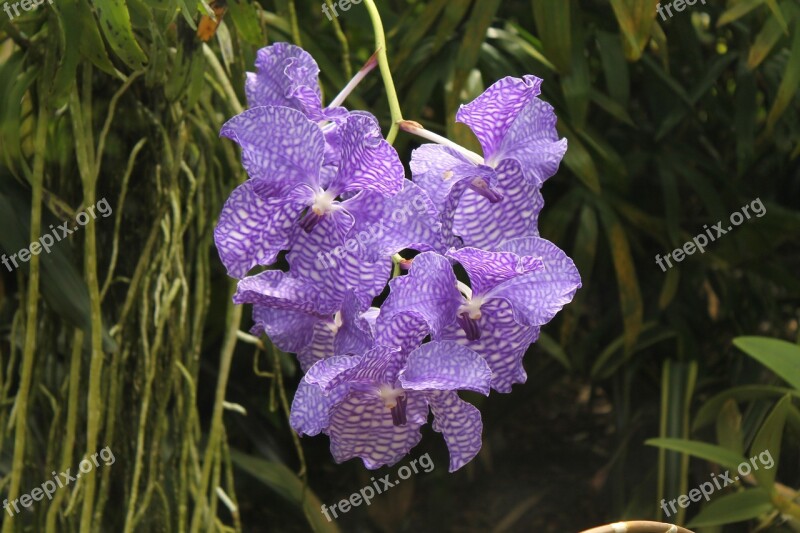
left=394, top=0, right=448, bottom=66
left=764, top=20, right=800, bottom=133
left=52, top=0, right=84, bottom=106
left=597, top=203, right=643, bottom=353
left=658, top=360, right=698, bottom=524
left=75, top=0, right=117, bottom=75
left=557, top=121, right=601, bottom=193
left=609, top=0, right=660, bottom=61
left=748, top=1, right=799, bottom=69
left=488, top=25, right=557, bottom=72
left=645, top=438, right=746, bottom=471
left=91, top=0, right=149, bottom=70
left=562, top=8, right=590, bottom=127
left=693, top=385, right=800, bottom=431
left=230, top=450, right=340, bottom=533
left=718, top=0, right=767, bottom=27
left=531, top=0, right=571, bottom=74
left=589, top=89, right=635, bottom=126
left=716, top=399, right=744, bottom=456
left=228, top=0, right=263, bottom=45
left=0, top=57, right=35, bottom=167
left=571, top=203, right=598, bottom=291
left=687, top=488, right=773, bottom=527
left=765, top=0, right=790, bottom=33
left=733, top=336, right=800, bottom=391
left=658, top=267, right=679, bottom=309
left=434, top=1, right=473, bottom=52
left=536, top=332, right=572, bottom=371
left=596, top=30, right=630, bottom=105
left=748, top=395, right=790, bottom=490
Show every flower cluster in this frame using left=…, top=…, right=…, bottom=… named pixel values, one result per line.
left=214, top=43, right=581, bottom=472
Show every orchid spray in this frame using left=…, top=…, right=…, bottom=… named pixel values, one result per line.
left=214, top=0, right=580, bottom=472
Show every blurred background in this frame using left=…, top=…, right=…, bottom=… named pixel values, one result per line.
left=0, top=0, right=799, bottom=531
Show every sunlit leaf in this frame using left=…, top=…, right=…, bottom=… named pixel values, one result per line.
left=687, top=489, right=773, bottom=527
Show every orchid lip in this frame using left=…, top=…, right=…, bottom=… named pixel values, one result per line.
left=390, top=395, right=408, bottom=426
left=298, top=211, right=323, bottom=233
left=468, top=177, right=503, bottom=204
left=456, top=311, right=481, bottom=341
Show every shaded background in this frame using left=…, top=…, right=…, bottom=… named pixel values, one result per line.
left=0, top=0, right=799, bottom=531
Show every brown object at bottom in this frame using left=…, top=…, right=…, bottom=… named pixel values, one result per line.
left=579, top=521, right=695, bottom=533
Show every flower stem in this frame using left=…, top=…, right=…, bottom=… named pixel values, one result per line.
left=399, top=120, right=486, bottom=165
left=363, top=0, right=403, bottom=144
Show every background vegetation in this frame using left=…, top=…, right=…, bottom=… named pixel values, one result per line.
left=0, top=0, right=798, bottom=531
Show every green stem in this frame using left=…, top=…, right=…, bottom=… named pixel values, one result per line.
left=71, top=73, right=107, bottom=532
left=325, top=0, right=352, bottom=79
left=288, top=0, right=302, bottom=47
left=363, top=0, right=404, bottom=144
left=1, top=84, right=48, bottom=533
left=189, top=290, right=242, bottom=533
left=45, top=330, right=84, bottom=532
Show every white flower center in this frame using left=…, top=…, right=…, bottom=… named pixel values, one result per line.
left=311, top=189, right=337, bottom=216
left=326, top=311, right=343, bottom=333
left=458, top=294, right=485, bottom=320
left=378, top=385, right=405, bottom=409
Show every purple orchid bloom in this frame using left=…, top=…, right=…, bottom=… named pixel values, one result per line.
left=246, top=42, right=348, bottom=123
left=245, top=43, right=381, bottom=166
left=235, top=272, right=377, bottom=372
left=379, top=238, right=581, bottom=392
left=407, top=76, right=568, bottom=249
left=290, top=342, right=490, bottom=472
left=214, top=106, right=404, bottom=278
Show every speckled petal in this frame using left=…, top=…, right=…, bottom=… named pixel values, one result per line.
left=332, top=346, right=406, bottom=390
left=233, top=270, right=325, bottom=315
left=447, top=247, right=543, bottom=296
left=220, top=106, right=324, bottom=197
left=214, top=181, right=305, bottom=278
left=494, top=98, right=568, bottom=185
left=304, top=355, right=363, bottom=392
left=452, top=159, right=544, bottom=249
left=455, top=75, right=542, bottom=161
left=327, top=113, right=405, bottom=197
left=425, top=390, right=483, bottom=472
left=287, top=215, right=391, bottom=313
left=334, top=291, right=376, bottom=357
left=375, top=311, right=431, bottom=354
left=399, top=341, right=491, bottom=395
left=245, top=43, right=322, bottom=112
left=493, top=237, right=582, bottom=326
left=410, top=144, right=480, bottom=207
left=345, top=182, right=446, bottom=262
left=251, top=305, right=321, bottom=354
left=438, top=299, right=540, bottom=393
left=380, top=252, right=463, bottom=337
left=297, top=320, right=337, bottom=372
left=290, top=381, right=349, bottom=436
left=328, top=390, right=428, bottom=469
